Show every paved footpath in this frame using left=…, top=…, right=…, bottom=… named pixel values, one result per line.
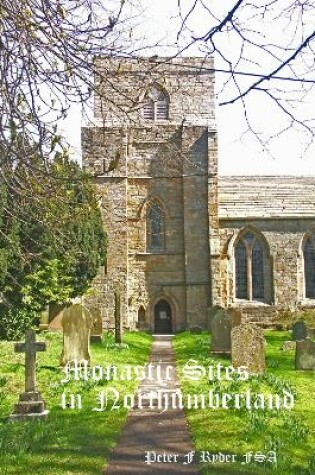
left=105, top=335, right=199, bottom=474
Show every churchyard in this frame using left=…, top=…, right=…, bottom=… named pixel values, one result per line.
left=0, top=331, right=152, bottom=475
left=174, top=330, right=315, bottom=475
left=0, top=311, right=315, bottom=474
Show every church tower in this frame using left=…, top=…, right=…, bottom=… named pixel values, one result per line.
left=82, top=57, right=218, bottom=332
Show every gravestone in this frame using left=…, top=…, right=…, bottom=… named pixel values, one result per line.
left=90, top=309, right=103, bottom=343
left=9, top=330, right=49, bottom=420
left=292, top=321, right=308, bottom=341
left=39, top=306, right=49, bottom=332
left=61, top=304, right=92, bottom=366
left=232, top=323, right=265, bottom=374
left=295, top=339, right=315, bottom=370
left=208, top=306, right=242, bottom=333
left=210, top=308, right=232, bottom=354
left=282, top=341, right=296, bottom=352
left=208, top=305, right=224, bottom=331
left=227, top=308, right=242, bottom=327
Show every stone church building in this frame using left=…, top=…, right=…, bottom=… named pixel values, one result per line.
left=82, top=57, right=315, bottom=333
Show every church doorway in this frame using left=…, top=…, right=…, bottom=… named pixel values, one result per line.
left=154, top=299, right=172, bottom=334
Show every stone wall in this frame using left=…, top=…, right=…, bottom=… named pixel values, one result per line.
left=82, top=58, right=315, bottom=330
left=82, top=57, right=217, bottom=331
left=93, top=57, right=216, bottom=128
left=214, top=177, right=315, bottom=324
left=82, top=125, right=213, bottom=331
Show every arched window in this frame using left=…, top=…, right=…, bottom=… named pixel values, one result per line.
left=138, top=306, right=146, bottom=323
left=147, top=201, right=165, bottom=252
left=303, top=235, right=315, bottom=298
left=141, top=84, right=169, bottom=121
left=137, top=306, right=146, bottom=329
left=235, top=230, right=268, bottom=301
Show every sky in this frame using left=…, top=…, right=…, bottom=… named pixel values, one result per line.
left=61, top=0, right=315, bottom=176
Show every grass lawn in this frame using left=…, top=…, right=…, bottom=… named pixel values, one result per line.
left=0, top=331, right=152, bottom=475
left=174, top=331, right=315, bottom=475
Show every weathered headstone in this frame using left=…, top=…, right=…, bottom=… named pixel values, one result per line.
left=208, top=306, right=242, bottom=333
left=282, top=341, right=296, bottom=352
left=48, top=303, right=66, bottom=331
left=210, top=308, right=232, bottom=354
left=292, top=321, right=308, bottom=341
left=61, top=304, right=92, bottom=366
left=114, top=292, right=122, bottom=344
left=208, top=305, right=224, bottom=331
left=9, top=330, right=49, bottom=420
left=90, top=309, right=103, bottom=343
left=295, top=338, right=315, bottom=370
left=39, top=306, right=49, bottom=332
left=227, top=308, right=242, bottom=327
left=232, top=323, right=265, bottom=374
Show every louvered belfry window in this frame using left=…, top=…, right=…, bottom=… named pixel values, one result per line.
left=142, top=84, right=169, bottom=121
left=304, top=236, right=315, bottom=298
left=142, top=100, right=154, bottom=120
left=235, top=231, right=266, bottom=301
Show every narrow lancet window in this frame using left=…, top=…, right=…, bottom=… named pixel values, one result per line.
left=147, top=202, right=165, bottom=252
left=304, top=236, right=315, bottom=298
left=235, top=230, right=268, bottom=301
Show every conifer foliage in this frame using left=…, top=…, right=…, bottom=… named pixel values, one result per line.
left=0, top=152, right=106, bottom=340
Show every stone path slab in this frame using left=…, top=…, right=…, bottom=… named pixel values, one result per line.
left=104, top=335, right=199, bottom=474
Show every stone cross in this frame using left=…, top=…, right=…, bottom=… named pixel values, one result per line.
left=15, top=330, right=46, bottom=393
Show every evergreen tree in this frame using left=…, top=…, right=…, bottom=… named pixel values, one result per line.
left=0, top=153, right=106, bottom=340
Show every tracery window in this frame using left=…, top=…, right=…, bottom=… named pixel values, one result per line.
left=303, top=235, right=315, bottom=298
left=141, top=84, right=169, bottom=121
left=235, top=230, right=267, bottom=301
left=147, top=201, right=165, bottom=252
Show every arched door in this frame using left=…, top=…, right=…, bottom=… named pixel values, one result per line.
left=154, top=299, right=172, bottom=334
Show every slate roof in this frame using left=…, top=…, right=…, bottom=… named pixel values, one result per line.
left=219, top=176, right=315, bottom=219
